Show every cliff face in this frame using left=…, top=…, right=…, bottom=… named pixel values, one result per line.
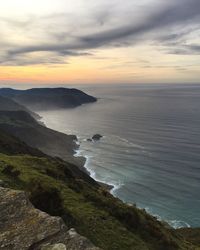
left=0, top=96, right=39, bottom=119
left=0, top=128, right=46, bottom=157
left=0, top=110, right=78, bottom=161
left=0, top=187, right=100, bottom=250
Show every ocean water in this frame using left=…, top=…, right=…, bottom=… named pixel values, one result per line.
left=38, top=84, right=200, bottom=228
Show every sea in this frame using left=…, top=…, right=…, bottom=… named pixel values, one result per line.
left=38, top=83, right=200, bottom=229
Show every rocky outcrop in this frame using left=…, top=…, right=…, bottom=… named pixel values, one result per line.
left=86, top=135, right=103, bottom=142
left=0, top=187, right=100, bottom=250
left=92, top=134, right=103, bottom=141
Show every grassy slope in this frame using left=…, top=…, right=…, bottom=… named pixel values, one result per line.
left=177, top=229, right=200, bottom=247
left=0, top=152, right=197, bottom=250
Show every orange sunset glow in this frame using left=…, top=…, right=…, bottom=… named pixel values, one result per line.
left=0, top=0, right=199, bottom=85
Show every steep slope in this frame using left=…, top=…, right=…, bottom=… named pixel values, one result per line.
left=0, top=111, right=95, bottom=185
left=0, top=128, right=45, bottom=157
left=0, top=87, right=97, bottom=111
left=0, top=95, right=39, bottom=119
left=0, top=151, right=197, bottom=250
left=0, top=110, right=78, bottom=161
left=177, top=228, right=200, bottom=247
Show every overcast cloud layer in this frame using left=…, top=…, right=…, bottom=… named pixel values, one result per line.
left=0, top=0, right=200, bottom=66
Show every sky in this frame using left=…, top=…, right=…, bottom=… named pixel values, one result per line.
left=0, top=0, right=200, bottom=85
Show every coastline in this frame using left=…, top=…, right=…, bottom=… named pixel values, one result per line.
left=74, top=145, right=115, bottom=192
left=74, top=143, right=191, bottom=229
left=38, top=113, right=192, bottom=230
left=36, top=115, right=114, bottom=192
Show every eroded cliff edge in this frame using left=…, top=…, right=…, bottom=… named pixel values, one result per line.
left=0, top=187, right=100, bottom=250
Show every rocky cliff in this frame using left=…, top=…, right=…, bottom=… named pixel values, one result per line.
left=0, top=187, right=100, bottom=250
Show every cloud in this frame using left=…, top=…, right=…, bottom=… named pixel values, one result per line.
left=168, top=44, right=200, bottom=55
left=0, top=50, right=93, bottom=66
left=0, top=0, right=200, bottom=65
left=79, top=0, right=200, bottom=46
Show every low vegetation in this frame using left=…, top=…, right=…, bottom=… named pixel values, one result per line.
left=0, top=150, right=198, bottom=250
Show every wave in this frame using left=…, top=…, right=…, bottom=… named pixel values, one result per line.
left=144, top=207, right=190, bottom=229
left=110, top=181, right=124, bottom=195
left=112, top=135, right=145, bottom=149
left=169, top=220, right=190, bottom=229
left=74, top=145, right=124, bottom=193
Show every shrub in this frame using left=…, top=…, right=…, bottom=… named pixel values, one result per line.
left=29, top=181, right=64, bottom=216
left=2, top=165, right=20, bottom=177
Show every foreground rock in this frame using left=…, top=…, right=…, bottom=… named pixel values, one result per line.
left=0, top=187, right=100, bottom=250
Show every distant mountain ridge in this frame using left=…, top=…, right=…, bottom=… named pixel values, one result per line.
left=0, top=87, right=97, bottom=111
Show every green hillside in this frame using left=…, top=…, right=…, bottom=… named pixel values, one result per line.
left=0, top=149, right=198, bottom=249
